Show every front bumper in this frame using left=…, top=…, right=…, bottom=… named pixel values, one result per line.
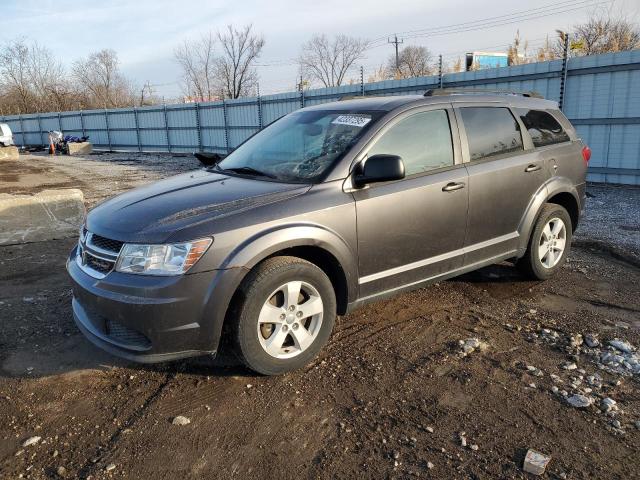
left=67, top=245, right=246, bottom=363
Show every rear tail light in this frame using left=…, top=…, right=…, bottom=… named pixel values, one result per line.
left=581, top=146, right=591, bottom=165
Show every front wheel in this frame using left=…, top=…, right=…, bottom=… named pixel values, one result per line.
left=231, top=256, right=336, bottom=375
left=517, top=203, right=572, bottom=280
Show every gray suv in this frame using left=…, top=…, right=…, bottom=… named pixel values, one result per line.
left=67, top=90, right=590, bottom=375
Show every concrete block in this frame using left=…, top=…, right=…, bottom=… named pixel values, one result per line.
left=0, top=189, right=85, bottom=245
left=67, top=142, right=93, bottom=156
left=0, top=146, right=19, bottom=161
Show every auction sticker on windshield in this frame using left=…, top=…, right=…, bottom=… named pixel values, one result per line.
left=331, top=114, right=372, bottom=128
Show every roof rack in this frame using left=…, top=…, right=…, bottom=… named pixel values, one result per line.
left=423, top=88, right=543, bottom=98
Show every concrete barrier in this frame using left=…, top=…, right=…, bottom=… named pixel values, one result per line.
left=0, top=146, right=19, bottom=161
left=0, top=189, right=85, bottom=245
left=67, top=142, right=93, bottom=156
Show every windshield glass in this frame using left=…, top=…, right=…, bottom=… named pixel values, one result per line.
left=217, top=110, right=382, bottom=183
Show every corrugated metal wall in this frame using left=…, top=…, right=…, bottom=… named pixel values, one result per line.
left=2, top=50, right=639, bottom=185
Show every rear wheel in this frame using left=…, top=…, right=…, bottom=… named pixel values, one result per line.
left=231, top=256, right=336, bottom=375
left=517, top=203, right=572, bottom=280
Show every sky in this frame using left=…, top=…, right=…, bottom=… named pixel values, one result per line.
left=1, top=0, right=637, bottom=99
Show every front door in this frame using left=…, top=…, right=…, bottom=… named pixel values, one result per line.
left=351, top=107, right=469, bottom=299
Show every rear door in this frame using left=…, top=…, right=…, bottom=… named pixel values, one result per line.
left=351, top=105, right=469, bottom=298
left=456, top=105, right=550, bottom=266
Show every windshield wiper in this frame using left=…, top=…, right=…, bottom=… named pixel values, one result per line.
left=218, top=166, right=277, bottom=179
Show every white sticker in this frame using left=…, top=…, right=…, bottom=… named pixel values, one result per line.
left=331, top=115, right=371, bottom=128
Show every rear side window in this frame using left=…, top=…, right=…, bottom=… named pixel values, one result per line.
left=368, top=109, right=454, bottom=176
left=516, top=109, right=570, bottom=147
left=460, top=107, right=523, bottom=161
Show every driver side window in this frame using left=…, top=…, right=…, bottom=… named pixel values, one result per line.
left=367, top=110, right=454, bottom=176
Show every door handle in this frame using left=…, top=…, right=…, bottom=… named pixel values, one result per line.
left=525, top=164, right=541, bottom=172
left=442, top=182, right=465, bottom=192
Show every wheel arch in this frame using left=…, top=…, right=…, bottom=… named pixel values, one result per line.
left=517, top=178, right=580, bottom=255
left=221, top=224, right=357, bottom=314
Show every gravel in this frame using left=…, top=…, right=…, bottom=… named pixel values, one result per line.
left=576, top=184, right=640, bottom=261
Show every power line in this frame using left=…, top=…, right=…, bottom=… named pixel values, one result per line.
left=369, top=0, right=613, bottom=48
left=367, top=0, right=605, bottom=46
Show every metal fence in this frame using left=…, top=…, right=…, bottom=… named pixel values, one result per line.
left=2, top=49, right=640, bottom=185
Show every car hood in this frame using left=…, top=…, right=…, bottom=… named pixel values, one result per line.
left=86, top=169, right=310, bottom=243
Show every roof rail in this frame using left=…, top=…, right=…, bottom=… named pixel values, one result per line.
left=338, top=95, right=367, bottom=101
left=423, top=88, right=543, bottom=99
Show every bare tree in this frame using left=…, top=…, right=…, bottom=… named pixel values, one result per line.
left=507, top=30, right=530, bottom=65
left=215, top=24, right=265, bottom=99
left=0, top=39, right=74, bottom=114
left=566, top=15, right=640, bottom=56
left=73, top=49, right=134, bottom=108
left=174, top=33, right=218, bottom=101
left=367, top=65, right=390, bottom=83
left=386, top=45, right=434, bottom=79
left=298, top=34, right=369, bottom=87
left=0, top=40, right=33, bottom=113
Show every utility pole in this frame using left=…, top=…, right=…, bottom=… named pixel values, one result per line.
left=388, top=35, right=403, bottom=77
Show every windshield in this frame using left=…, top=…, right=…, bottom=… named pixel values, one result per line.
left=216, top=110, right=382, bottom=183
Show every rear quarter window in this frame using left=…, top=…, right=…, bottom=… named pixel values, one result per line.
left=459, top=107, right=523, bottom=161
left=516, top=108, right=570, bottom=147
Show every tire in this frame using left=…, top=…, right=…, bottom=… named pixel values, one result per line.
left=517, top=203, right=573, bottom=280
left=231, top=256, right=336, bottom=375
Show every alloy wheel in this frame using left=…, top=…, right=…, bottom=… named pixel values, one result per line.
left=538, top=217, right=567, bottom=268
left=257, top=281, right=324, bottom=359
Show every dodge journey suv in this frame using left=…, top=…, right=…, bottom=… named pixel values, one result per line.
left=67, top=89, right=589, bottom=375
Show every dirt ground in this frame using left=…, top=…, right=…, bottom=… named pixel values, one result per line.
left=1, top=153, right=639, bottom=479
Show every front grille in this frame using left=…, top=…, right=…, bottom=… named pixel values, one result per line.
left=106, top=319, right=151, bottom=349
left=90, top=234, right=124, bottom=253
left=77, top=230, right=123, bottom=278
left=85, top=252, right=113, bottom=274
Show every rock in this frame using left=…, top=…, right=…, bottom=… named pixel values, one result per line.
left=585, top=334, right=600, bottom=348
left=566, top=394, right=593, bottom=408
left=562, top=362, right=577, bottom=370
left=246, top=384, right=253, bottom=389
left=635, top=420, right=640, bottom=430
left=460, top=434, right=467, bottom=447
left=427, top=461, right=435, bottom=469
left=459, top=338, right=487, bottom=355
left=470, top=444, right=479, bottom=451
left=601, top=397, right=617, bottom=412
left=425, top=426, right=434, bottom=433
left=529, top=309, right=537, bottom=314
left=22, top=436, right=41, bottom=447
left=523, top=449, right=552, bottom=475
left=569, top=334, right=583, bottom=348
left=609, top=339, right=634, bottom=354
left=57, top=466, right=67, bottom=476
left=171, top=415, right=191, bottom=426
left=551, top=386, right=559, bottom=394
left=528, top=383, right=537, bottom=389
left=105, top=463, right=116, bottom=472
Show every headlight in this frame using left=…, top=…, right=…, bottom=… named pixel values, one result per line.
left=115, top=238, right=212, bottom=275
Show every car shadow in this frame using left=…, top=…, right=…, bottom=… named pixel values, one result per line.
left=0, top=333, right=253, bottom=380
left=450, top=261, right=532, bottom=284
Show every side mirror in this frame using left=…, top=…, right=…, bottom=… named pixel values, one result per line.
left=353, top=154, right=405, bottom=187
